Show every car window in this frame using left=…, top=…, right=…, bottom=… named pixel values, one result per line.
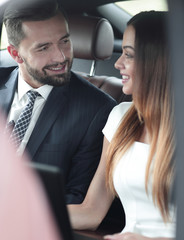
left=115, top=0, right=168, bottom=16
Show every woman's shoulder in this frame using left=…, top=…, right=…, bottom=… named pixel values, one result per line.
left=110, top=101, right=132, bottom=119
left=103, top=101, right=132, bottom=142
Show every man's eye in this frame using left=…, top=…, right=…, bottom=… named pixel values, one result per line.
left=63, top=38, right=69, bottom=44
left=39, top=46, right=48, bottom=52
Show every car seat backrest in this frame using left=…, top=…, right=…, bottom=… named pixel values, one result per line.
left=76, top=71, right=132, bottom=103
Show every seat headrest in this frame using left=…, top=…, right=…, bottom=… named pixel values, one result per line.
left=68, top=15, right=114, bottom=60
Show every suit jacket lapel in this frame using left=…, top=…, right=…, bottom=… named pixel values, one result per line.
left=0, top=68, right=18, bottom=115
left=26, top=83, right=70, bottom=158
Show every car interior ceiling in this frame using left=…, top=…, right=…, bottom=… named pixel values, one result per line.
left=59, top=0, right=123, bottom=13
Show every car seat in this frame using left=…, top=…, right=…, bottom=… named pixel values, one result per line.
left=68, top=14, right=132, bottom=103
left=68, top=14, right=129, bottom=233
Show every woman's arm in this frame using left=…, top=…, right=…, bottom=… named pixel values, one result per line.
left=67, top=137, right=115, bottom=231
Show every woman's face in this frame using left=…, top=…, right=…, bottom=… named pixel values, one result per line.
left=115, top=25, right=135, bottom=95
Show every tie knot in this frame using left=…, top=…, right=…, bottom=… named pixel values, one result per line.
left=27, top=90, right=39, bottom=103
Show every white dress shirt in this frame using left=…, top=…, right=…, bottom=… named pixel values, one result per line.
left=8, top=74, right=53, bottom=155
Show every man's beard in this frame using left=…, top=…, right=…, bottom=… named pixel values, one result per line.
left=23, top=59, right=72, bottom=87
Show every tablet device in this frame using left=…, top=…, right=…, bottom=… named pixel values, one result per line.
left=29, top=162, right=74, bottom=240
left=29, top=162, right=100, bottom=240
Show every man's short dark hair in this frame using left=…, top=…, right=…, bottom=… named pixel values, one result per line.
left=3, top=0, right=67, bottom=47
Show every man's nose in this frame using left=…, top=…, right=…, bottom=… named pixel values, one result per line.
left=52, top=45, right=66, bottom=62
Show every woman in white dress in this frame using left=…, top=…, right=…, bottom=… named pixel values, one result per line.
left=68, top=11, right=176, bottom=240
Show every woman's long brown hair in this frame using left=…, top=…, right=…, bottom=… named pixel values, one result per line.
left=106, top=11, right=175, bottom=222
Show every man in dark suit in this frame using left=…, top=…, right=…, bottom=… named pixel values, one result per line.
left=0, top=0, right=116, bottom=204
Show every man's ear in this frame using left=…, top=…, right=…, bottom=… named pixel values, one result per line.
left=7, top=45, right=23, bottom=64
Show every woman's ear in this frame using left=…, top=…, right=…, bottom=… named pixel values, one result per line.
left=7, top=45, right=23, bottom=64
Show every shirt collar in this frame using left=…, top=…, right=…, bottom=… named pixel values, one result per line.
left=18, top=73, right=53, bottom=100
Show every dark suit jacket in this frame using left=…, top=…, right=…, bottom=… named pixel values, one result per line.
left=0, top=66, right=116, bottom=204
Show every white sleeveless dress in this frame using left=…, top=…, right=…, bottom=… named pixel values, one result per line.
left=102, top=102, right=176, bottom=238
